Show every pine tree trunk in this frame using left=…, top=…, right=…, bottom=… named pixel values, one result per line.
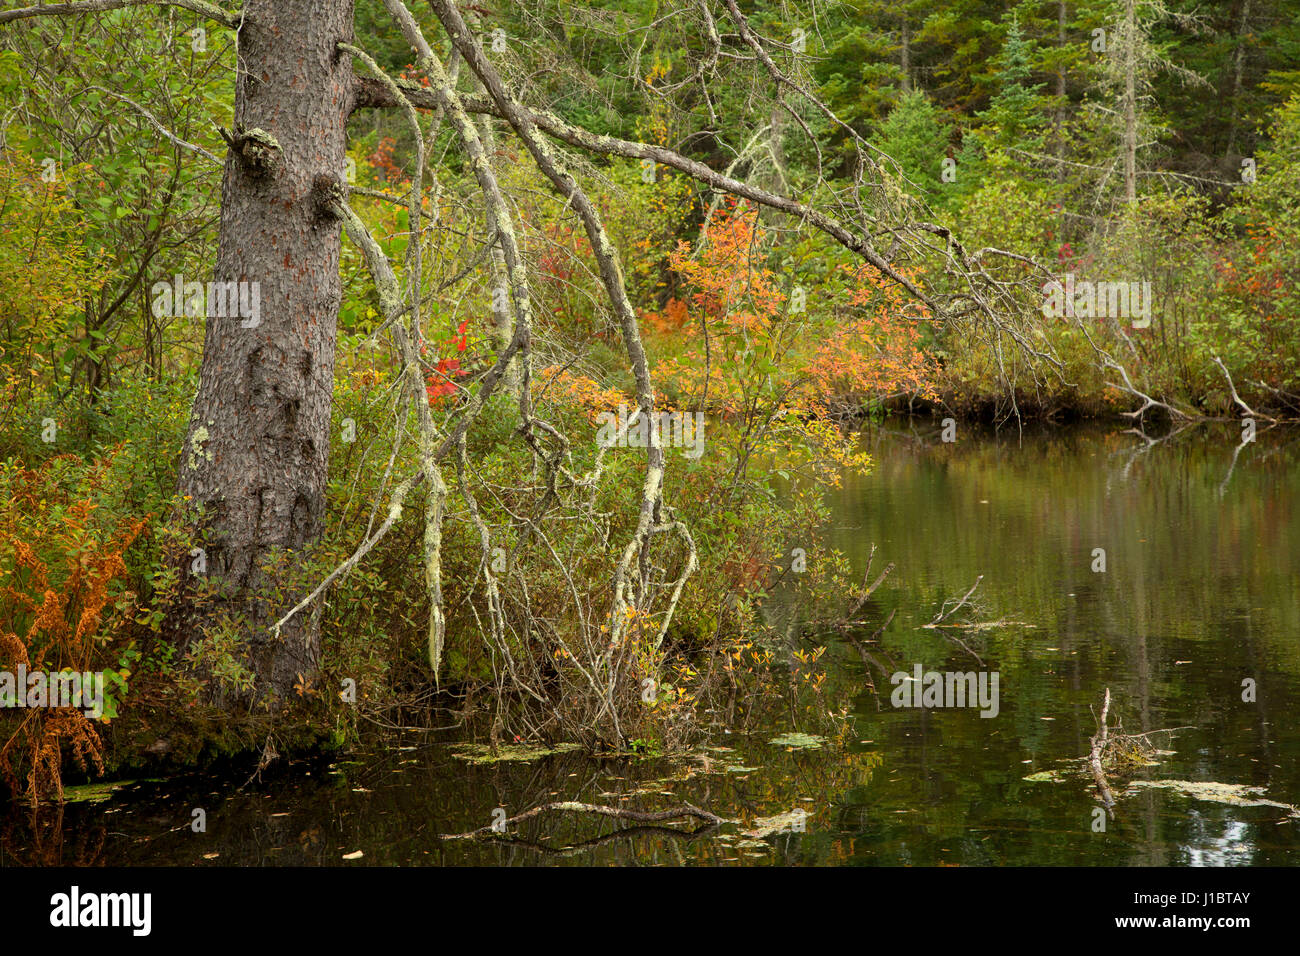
left=171, top=0, right=355, bottom=704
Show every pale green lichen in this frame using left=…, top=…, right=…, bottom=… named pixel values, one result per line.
left=242, top=128, right=279, bottom=150
left=188, top=424, right=212, bottom=470
left=63, top=779, right=146, bottom=804
left=770, top=732, right=827, bottom=750
left=450, top=742, right=582, bottom=764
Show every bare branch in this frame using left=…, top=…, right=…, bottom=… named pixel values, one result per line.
left=355, top=74, right=935, bottom=308
left=440, top=800, right=726, bottom=840
left=0, top=0, right=239, bottom=28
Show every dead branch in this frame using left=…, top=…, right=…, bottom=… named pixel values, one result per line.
left=924, top=574, right=984, bottom=628
left=1089, top=688, right=1116, bottom=811
left=429, top=0, right=675, bottom=655
left=439, top=800, right=727, bottom=840
left=1213, top=355, right=1277, bottom=423
left=841, top=545, right=895, bottom=623
left=0, top=0, right=238, bottom=27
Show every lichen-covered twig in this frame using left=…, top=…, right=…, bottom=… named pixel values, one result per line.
left=1090, top=688, right=1116, bottom=811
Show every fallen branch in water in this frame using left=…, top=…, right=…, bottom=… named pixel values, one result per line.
left=439, top=801, right=727, bottom=840
left=928, top=618, right=1035, bottom=631
left=453, top=823, right=721, bottom=856
left=1085, top=688, right=1192, bottom=815
left=918, top=575, right=989, bottom=664
left=923, top=574, right=984, bottom=628
left=1089, top=688, right=1116, bottom=812
left=840, top=545, right=895, bottom=624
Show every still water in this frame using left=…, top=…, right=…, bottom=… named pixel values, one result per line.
left=6, top=423, right=1298, bottom=866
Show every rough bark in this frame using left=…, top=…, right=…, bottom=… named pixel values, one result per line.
left=170, top=0, right=355, bottom=703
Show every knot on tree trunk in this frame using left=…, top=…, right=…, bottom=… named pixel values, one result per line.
left=219, top=125, right=283, bottom=178
left=311, top=174, right=346, bottom=222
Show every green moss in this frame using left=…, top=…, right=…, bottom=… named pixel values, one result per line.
left=63, top=779, right=144, bottom=803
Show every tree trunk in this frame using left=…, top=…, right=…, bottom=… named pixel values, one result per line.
left=1227, top=0, right=1253, bottom=152
left=171, top=0, right=354, bottom=704
left=1122, top=0, right=1137, bottom=204
left=900, top=18, right=912, bottom=92
left=1055, top=0, right=1067, bottom=183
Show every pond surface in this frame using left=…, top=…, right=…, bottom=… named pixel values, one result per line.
left=6, top=422, right=1299, bottom=866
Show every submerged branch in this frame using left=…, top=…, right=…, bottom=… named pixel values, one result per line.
left=842, top=546, right=895, bottom=623
left=1089, top=688, right=1116, bottom=812
left=439, top=801, right=727, bottom=840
